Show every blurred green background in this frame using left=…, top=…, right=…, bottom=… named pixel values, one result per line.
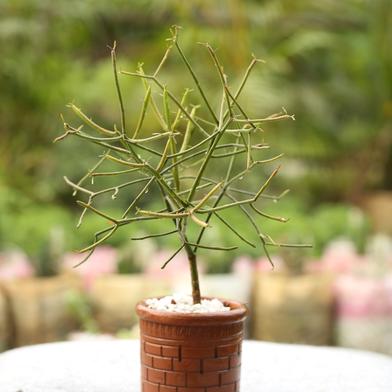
left=0, top=0, right=391, bottom=271
left=1, top=0, right=392, bottom=356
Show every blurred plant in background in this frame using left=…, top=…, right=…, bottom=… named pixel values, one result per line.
left=0, top=0, right=391, bottom=355
left=0, top=1, right=390, bottom=283
left=1, top=0, right=390, bottom=201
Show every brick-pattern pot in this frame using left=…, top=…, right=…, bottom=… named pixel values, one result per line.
left=136, top=298, right=247, bottom=392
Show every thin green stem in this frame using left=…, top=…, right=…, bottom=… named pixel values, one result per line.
left=161, top=245, right=185, bottom=269
left=185, top=242, right=237, bottom=251
left=131, top=230, right=177, bottom=240
left=111, top=42, right=126, bottom=134
left=175, top=37, right=218, bottom=124
left=68, top=104, right=115, bottom=136
left=121, top=71, right=210, bottom=137
left=133, top=86, right=151, bottom=139
left=213, top=212, right=256, bottom=248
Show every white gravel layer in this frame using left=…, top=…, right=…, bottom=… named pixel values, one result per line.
left=145, top=293, right=231, bottom=313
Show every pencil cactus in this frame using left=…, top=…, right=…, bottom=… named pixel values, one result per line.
left=56, top=27, right=309, bottom=304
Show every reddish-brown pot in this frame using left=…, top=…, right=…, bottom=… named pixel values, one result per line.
left=136, top=298, right=247, bottom=392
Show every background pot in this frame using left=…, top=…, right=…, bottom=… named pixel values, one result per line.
left=3, top=275, right=81, bottom=347
left=252, top=272, right=333, bottom=345
left=137, top=298, right=247, bottom=392
left=0, top=285, right=11, bottom=352
left=334, top=274, right=392, bottom=355
left=361, top=192, right=392, bottom=235
left=173, top=273, right=252, bottom=309
left=90, top=275, right=171, bottom=334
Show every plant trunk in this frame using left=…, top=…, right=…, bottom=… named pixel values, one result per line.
left=163, top=197, right=201, bottom=304
left=184, top=243, right=201, bottom=304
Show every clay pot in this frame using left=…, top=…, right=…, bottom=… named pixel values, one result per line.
left=136, top=298, right=247, bottom=392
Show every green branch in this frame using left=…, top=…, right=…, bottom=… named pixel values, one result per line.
left=56, top=29, right=308, bottom=304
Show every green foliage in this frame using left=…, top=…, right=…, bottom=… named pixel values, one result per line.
left=193, top=198, right=370, bottom=272
left=0, top=183, right=71, bottom=257
left=66, top=290, right=98, bottom=333
left=0, top=179, right=369, bottom=275
left=1, top=203, right=71, bottom=276
left=311, top=204, right=369, bottom=254
left=0, top=0, right=387, bottom=277
left=117, top=243, right=144, bottom=274
left=1, top=0, right=390, bottom=202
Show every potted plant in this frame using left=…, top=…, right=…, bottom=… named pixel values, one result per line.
left=57, top=27, right=308, bottom=391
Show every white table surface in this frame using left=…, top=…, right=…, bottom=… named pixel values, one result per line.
left=0, top=339, right=391, bottom=392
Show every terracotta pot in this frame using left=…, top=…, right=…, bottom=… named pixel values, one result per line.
left=136, top=298, right=247, bottom=392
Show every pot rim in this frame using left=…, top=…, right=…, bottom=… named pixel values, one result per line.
left=136, top=296, right=247, bottom=325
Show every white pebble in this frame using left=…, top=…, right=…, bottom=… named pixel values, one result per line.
left=145, top=293, right=231, bottom=313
